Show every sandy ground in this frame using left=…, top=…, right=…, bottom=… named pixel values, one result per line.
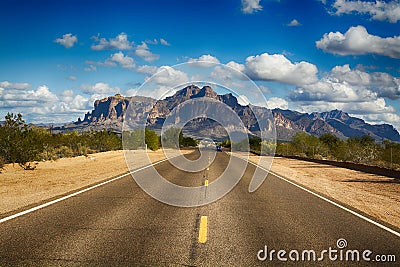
left=238, top=153, right=400, bottom=229
left=0, top=149, right=191, bottom=215
left=1, top=150, right=399, bottom=230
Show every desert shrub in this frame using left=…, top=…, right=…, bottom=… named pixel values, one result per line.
left=145, top=128, right=160, bottom=151
left=54, top=146, right=74, bottom=158
left=260, top=140, right=276, bottom=156
left=180, top=136, right=198, bottom=147
left=161, top=127, right=180, bottom=149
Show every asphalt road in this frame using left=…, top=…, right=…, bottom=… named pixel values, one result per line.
left=0, top=150, right=399, bottom=266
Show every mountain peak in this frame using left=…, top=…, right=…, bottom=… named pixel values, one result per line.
left=323, top=109, right=350, bottom=121
left=70, top=85, right=400, bottom=142
left=174, top=84, right=218, bottom=99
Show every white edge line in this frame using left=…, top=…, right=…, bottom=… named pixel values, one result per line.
left=238, top=154, right=400, bottom=239
left=0, top=157, right=171, bottom=224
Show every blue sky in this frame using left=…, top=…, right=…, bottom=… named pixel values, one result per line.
left=1, top=0, right=399, bottom=130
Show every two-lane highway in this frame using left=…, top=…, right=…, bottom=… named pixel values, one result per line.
left=0, top=150, right=399, bottom=266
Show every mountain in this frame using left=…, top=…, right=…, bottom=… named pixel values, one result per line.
left=61, top=85, right=400, bottom=142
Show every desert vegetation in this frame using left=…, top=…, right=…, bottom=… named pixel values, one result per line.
left=0, top=113, right=122, bottom=170
left=0, top=114, right=198, bottom=170
left=237, top=132, right=400, bottom=170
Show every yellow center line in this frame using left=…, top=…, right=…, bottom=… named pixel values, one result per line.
left=198, top=216, right=208, bottom=243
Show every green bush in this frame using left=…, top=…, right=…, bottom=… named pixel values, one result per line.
left=145, top=128, right=160, bottom=151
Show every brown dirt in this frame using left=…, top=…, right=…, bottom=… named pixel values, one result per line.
left=0, top=149, right=191, bottom=215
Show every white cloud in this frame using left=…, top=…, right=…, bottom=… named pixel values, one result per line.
left=289, top=64, right=400, bottom=129
left=226, top=61, right=246, bottom=73
left=245, top=53, right=319, bottom=85
left=287, top=19, right=301, bottom=26
left=136, top=65, right=159, bottom=75
left=0, top=81, right=30, bottom=90
left=316, top=25, right=400, bottom=59
left=84, top=64, right=97, bottom=72
left=0, top=85, right=58, bottom=109
left=145, top=39, right=158, bottom=45
left=81, top=82, right=121, bottom=95
left=60, top=89, right=75, bottom=102
left=91, top=33, right=133, bottom=50
left=106, top=52, right=136, bottom=69
left=266, top=97, right=289, bottom=109
left=290, top=64, right=400, bottom=102
left=188, top=54, right=220, bottom=67
left=332, top=0, right=400, bottom=23
left=54, top=33, right=78, bottom=48
left=67, top=76, right=76, bottom=81
left=160, top=38, right=171, bottom=46
left=237, top=95, right=251, bottom=106
left=138, top=66, right=190, bottom=99
left=146, top=66, right=189, bottom=86
left=329, top=64, right=400, bottom=99
left=135, top=42, right=160, bottom=62
left=242, top=0, right=263, bottom=14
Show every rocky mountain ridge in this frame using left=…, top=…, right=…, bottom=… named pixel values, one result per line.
left=63, top=85, right=400, bottom=142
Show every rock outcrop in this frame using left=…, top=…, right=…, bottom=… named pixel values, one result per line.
left=66, top=85, right=400, bottom=142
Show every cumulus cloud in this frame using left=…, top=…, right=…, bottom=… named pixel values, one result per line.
left=188, top=54, right=220, bottom=67
left=266, top=97, right=289, bottom=109
left=91, top=33, right=133, bottom=50
left=54, top=33, right=78, bottom=48
left=245, top=53, right=319, bottom=85
left=201, top=53, right=318, bottom=86
left=242, top=0, right=263, bottom=14
left=332, top=0, right=400, bottom=23
left=146, top=66, right=189, bottom=86
left=291, top=64, right=400, bottom=102
left=136, top=65, right=159, bottom=75
left=81, top=82, right=121, bottom=95
left=135, top=42, right=160, bottom=62
left=106, top=52, right=136, bottom=69
left=137, top=66, right=190, bottom=99
left=289, top=64, right=400, bottom=129
left=0, top=81, right=30, bottom=90
left=226, top=61, right=246, bottom=73
left=329, top=64, right=400, bottom=99
left=316, top=25, right=400, bottom=59
left=0, top=85, right=58, bottom=111
left=287, top=19, right=301, bottom=26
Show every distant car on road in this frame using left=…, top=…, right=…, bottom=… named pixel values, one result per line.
left=216, top=145, right=222, bottom=152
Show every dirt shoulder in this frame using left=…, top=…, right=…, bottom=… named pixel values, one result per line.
left=0, top=149, right=191, bottom=215
left=243, top=154, right=400, bottom=229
